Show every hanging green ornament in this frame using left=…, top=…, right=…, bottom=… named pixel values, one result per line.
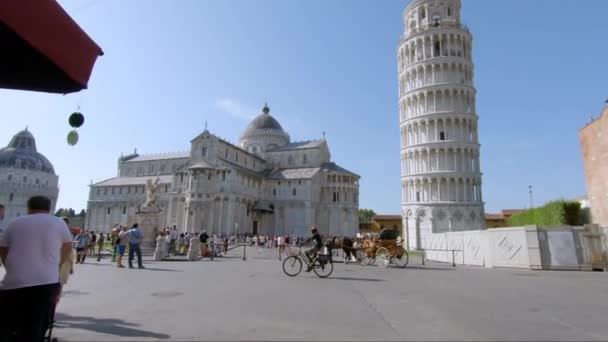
left=67, top=130, right=79, bottom=146
left=69, top=112, right=85, bottom=128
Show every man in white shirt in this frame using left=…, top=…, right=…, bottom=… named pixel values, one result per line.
left=0, top=196, right=73, bottom=341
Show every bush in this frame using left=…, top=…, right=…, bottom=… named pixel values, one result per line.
left=506, top=200, right=588, bottom=227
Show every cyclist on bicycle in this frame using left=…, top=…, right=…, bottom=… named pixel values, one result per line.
left=302, top=226, right=323, bottom=272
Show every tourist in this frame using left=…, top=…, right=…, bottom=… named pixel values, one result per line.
left=277, top=235, right=285, bottom=259
left=110, top=225, right=120, bottom=262
left=177, top=233, right=185, bottom=254
left=0, top=196, right=73, bottom=341
left=97, top=232, right=105, bottom=261
left=223, top=236, right=229, bottom=254
left=199, top=230, right=209, bottom=257
left=74, top=229, right=89, bottom=263
left=154, top=232, right=168, bottom=261
left=116, top=225, right=130, bottom=268
left=127, top=223, right=144, bottom=269
left=169, top=226, right=178, bottom=255
left=87, top=231, right=97, bottom=256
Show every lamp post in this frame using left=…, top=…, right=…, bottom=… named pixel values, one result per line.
left=528, top=186, right=534, bottom=209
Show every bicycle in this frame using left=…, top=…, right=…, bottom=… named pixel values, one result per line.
left=282, top=245, right=333, bottom=278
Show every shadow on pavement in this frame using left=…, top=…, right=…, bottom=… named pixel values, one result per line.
left=329, top=277, right=386, bottom=282
left=141, top=267, right=184, bottom=272
left=55, top=313, right=170, bottom=339
left=404, top=265, right=454, bottom=271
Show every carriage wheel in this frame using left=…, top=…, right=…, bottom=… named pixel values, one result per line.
left=282, top=256, right=302, bottom=277
left=376, top=247, right=390, bottom=268
left=392, top=248, right=409, bottom=268
left=362, top=254, right=376, bottom=266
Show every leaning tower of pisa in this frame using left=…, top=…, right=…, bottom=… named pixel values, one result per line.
left=398, top=0, right=485, bottom=250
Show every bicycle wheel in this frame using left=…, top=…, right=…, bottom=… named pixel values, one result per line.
left=313, top=260, right=334, bottom=278
left=282, top=256, right=303, bottom=277
left=392, top=248, right=409, bottom=268
left=376, top=247, right=390, bottom=268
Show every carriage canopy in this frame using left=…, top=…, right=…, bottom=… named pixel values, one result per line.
left=378, top=229, right=399, bottom=241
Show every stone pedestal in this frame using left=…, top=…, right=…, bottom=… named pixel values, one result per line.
left=130, top=210, right=163, bottom=248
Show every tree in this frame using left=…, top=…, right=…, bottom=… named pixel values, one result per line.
left=55, top=209, right=64, bottom=217
left=78, top=209, right=86, bottom=218
left=68, top=208, right=76, bottom=217
left=359, top=209, right=377, bottom=223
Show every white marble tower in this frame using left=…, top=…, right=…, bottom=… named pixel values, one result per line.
left=398, top=0, right=485, bottom=250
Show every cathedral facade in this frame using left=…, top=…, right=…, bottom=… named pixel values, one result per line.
left=87, top=105, right=360, bottom=237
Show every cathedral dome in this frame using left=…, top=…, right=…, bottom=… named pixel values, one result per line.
left=0, top=129, right=55, bottom=174
left=239, top=104, right=290, bottom=153
left=241, top=104, right=286, bottom=136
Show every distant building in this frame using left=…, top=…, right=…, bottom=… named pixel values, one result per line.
left=87, top=104, right=360, bottom=237
left=484, top=209, right=524, bottom=228
left=580, top=105, right=608, bottom=226
left=359, top=215, right=403, bottom=236
left=0, top=129, right=59, bottom=223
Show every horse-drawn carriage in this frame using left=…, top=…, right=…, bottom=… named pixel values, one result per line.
left=354, top=229, right=409, bottom=268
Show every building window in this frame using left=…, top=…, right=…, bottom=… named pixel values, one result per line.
left=107, top=207, right=111, bottom=215
left=104, top=188, right=108, bottom=195
left=160, top=164, right=165, bottom=172
left=180, top=174, right=184, bottom=183
left=35, top=178, right=39, bottom=185
left=128, top=187, right=131, bottom=194
left=149, top=165, right=154, bottom=174
left=225, top=149, right=228, bottom=158
left=447, top=7, right=452, bottom=17
left=273, top=189, right=276, bottom=197
left=416, top=191, right=421, bottom=202
left=7, top=175, right=12, bottom=181
left=298, top=180, right=302, bottom=185
left=119, top=187, right=123, bottom=194
left=303, top=154, right=308, bottom=164
left=293, top=188, right=296, bottom=196
left=9, top=193, right=14, bottom=202
left=23, top=176, right=27, bottom=183
left=420, top=7, right=426, bottom=19
left=208, top=173, right=212, bottom=180
left=222, top=172, right=226, bottom=182
left=288, top=155, right=294, bottom=165
left=202, top=146, right=207, bottom=157
left=440, top=131, right=446, bottom=141
left=97, top=188, right=100, bottom=195
left=122, top=206, right=127, bottom=215
left=111, top=187, right=115, bottom=195
left=236, top=153, right=239, bottom=163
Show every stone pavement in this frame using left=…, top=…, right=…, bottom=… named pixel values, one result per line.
left=2, top=247, right=608, bottom=341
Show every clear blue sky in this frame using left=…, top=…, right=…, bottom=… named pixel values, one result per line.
left=1, top=0, right=607, bottom=214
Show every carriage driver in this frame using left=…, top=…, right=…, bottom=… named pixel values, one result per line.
left=303, top=226, right=323, bottom=272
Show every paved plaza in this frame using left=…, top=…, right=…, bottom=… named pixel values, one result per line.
left=3, top=248, right=608, bottom=341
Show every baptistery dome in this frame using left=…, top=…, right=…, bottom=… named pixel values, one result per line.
left=0, top=129, right=55, bottom=174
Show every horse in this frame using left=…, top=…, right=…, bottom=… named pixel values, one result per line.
left=326, top=237, right=355, bottom=263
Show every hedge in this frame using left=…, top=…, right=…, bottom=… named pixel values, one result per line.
left=506, top=201, right=588, bottom=227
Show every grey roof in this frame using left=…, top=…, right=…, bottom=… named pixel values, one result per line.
left=218, top=158, right=265, bottom=178
left=321, top=162, right=359, bottom=177
left=240, top=105, right=287, bottom=138
left=267, top=140, right=324, bottom=152
left=267, top=167, right=321, bottom=180
left=0, top=130, right=55, bottom=174
left=188, top=160, right=216, bottom=170
left=124, top=152, right=190, bottom=163
left=93, top=175, right=173, bottom=187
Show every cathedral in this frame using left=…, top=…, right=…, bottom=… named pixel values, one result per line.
left=86, top=104, right=360, bottom=237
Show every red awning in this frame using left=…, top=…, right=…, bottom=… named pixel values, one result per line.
left=0, top=0, right=103, bottom=94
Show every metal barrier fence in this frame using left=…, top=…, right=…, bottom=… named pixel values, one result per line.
left=421, top=248, right=463, bottom=267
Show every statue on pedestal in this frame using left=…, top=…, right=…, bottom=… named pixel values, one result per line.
left=141, top=177, right=161, bottom=213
